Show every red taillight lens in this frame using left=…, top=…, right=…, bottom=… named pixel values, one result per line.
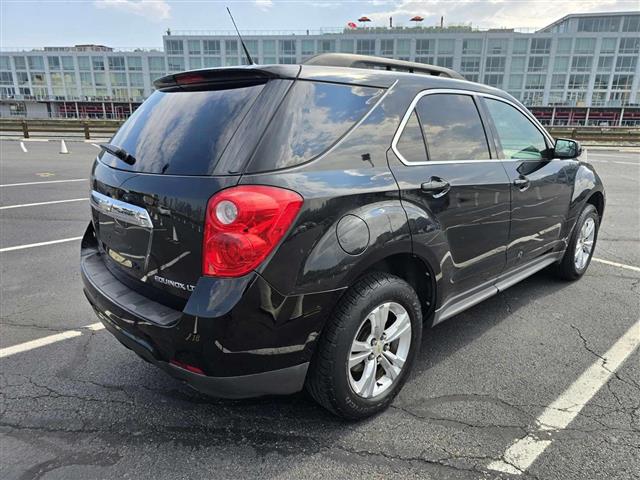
left=202, top=185, right=303, bottom=277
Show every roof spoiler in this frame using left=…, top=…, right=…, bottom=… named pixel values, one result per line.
left=304, top=53, right=465, bottom=80
left=153, top=66, right=299, bottom=90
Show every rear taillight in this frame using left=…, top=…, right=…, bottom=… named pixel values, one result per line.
left=202, top=185, right=303, bottom=278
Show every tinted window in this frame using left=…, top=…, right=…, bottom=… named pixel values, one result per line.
left=104, top=84, right=265, bottom=175
left=415, top=94, right=490, bottom=161
left=396, top=111, right=427, bottom=163
left=248, top=81, right=383, bottom=171
left=484, top=98, right=548, bottom=160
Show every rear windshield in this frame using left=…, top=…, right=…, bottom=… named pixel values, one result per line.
left=101, top=84, right=265, bottom=175
left=246, top=81, right=384, bottom=172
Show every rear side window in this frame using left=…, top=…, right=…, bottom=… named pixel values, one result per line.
left=415, top=94, right=490, bottom=161
left=484, top=98, right=549, bottom=160
left=102, top=84, right=265, bottom=175
left=396, top=111, right=427, bottom=163
left=247, top=81, right=383, bottom=172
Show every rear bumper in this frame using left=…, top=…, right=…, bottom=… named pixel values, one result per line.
left=94, top=308, right=308, bottom=399
left=80, top=225, right=320, bottom=399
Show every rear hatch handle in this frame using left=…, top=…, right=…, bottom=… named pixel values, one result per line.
left=99, top=143, right=136, bottom=166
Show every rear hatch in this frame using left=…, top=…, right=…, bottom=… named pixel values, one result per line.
left=90, top=68, right=296, bottom=307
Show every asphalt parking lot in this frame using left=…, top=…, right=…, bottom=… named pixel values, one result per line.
left=1, top=139, right=638, bottom=480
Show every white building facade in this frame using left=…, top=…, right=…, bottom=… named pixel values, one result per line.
left=1, top=11, right=639, bottom=125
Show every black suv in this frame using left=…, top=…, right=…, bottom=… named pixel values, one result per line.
left=81, top=54, right=605, bottom=419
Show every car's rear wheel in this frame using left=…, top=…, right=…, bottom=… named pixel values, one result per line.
left=306, top=272, right=422, bottom=419
left=556, top=203, right=599, bottom=280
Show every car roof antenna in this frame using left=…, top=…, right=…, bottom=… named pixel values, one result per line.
left=226, top=7, right=254, bottom=65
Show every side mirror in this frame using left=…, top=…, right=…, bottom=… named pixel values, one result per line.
left=554, top=138, right=582, bottom=159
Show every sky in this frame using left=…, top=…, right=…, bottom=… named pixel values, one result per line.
left=1, top=0, right=637, bottom=49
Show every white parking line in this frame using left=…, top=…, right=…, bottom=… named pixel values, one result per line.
left=592, top=257, right=640, bottom=273
left=488, top=319, right=640, bottom=475
left=0, top=236, right=83, bottom=253
left=0, top=198, right=87, bottom=210
left=0, top=178, right=86, bottom=188
left=0, top=322, right=105, bottom=359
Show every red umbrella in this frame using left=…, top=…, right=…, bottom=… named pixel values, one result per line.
left=410, top=15, right=424, bottom=25
left=347, top=21, right=357, bottom=29
left=358, top=16, right=372, bottom=22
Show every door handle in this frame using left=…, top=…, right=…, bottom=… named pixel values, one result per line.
left=513, top=176, right=530, bottom=189
left=421, top=177, right=450, bottom=197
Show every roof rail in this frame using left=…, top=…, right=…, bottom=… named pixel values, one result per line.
left=303, top=53, right=465, bottom=80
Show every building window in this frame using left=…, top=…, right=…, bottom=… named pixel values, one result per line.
left=167, top=56, right=185, bottom=71
left=0, top=56, right=10, bottom=70
left=0, top=71, right=13, bottom=85
left=567, top=74, right=589, bottom=89
left=460, top=57, right=480, bottom=72
left=553, top=56, right=569, bottom=72
left=396, top=39, right=410, bottom=56
left=30, top=72, right=46, bottom=85
left=437, top=39, right=454, bottom=54
left=622, top=15, right=640, bottom=32
left=530, top=38, right=551, bottom=54
left=556, top=38, right=572, bottom=54
left=612, top=74, right=633, bottom=90
left=436, top=56, right=453, bottom=68
left=484, top=74, right=503, bottom=87
left=148, top=56, right=165, bottom=71
left=463, top=74, right=479, bottom=82
left=92, top=56, right=105, bottom=71
left=415, top=39, right=433, bottom=55
left=619, top=37, right=640, bottom=53
left=245, top=40, right=258, bottom=57
left=27, top=56, right=44, bottom=70
left=13, top=56, right=26, bottom=70
left=225, top=40, right=238, bottom=56
left=188, top=40, right=201, bottom=55
left=77, top=56, right=90, bottom=71
left=340, top=39, right=354, bottom=53
left=615, top=56, right=637, bottom=72
left=521, top=91, right=544, bottom=106
left=512, top=38, right=528, bottom=54
left=574, top=38, right=596, bottom=54
left=16, top=71, right=29, bottom=85
left=550, top=74, right=566, bottom=89
left=596, top=56, right=613, bottom=72
left=462, top=39, right=482, bottom=55
left=189, top=57, right=202, bottom=69
left=301, top=40, right=315, bottom=56
left=127, top=56, right=142, bottom=71
left=593, top=74, right=610, bottom=89
left=510, top=56, right=525, bottom=72
left=356, top=39, right=375, bottom=55
left=48, top=56, right=61, bottom=70
left=487, top=39, right=507, bottom=55
left=415, top=56, right=434, bottom=64
left=591, top=91, right=607, bottom=106
left=165, top=39, right=184, bottom=55
left=203, top=57, right=221, bottom=68
left=61, top=56, right=75, bottom=71
left=525, top=74, right=545, bottom=89
left=129, top=72, right=144, bottom=86
left=528, top=56, right=548, bottom=72
left=279, top=40, right=296, bottom=56
left=508, top=74, right=523, bottom=90
left=318, top=40, right=336, bottom=53
left=577, top=16, right=620, bottom=32
left=203, top=40, right=220, bottom=55
left=600, top=38, right=617, bottom=53
left=108, top=56, right=125, bottom=71
left=485, top=56, right=505, bottom=72
left=571, top=56, right=592, bottom=72
left=110, top=72, right=127, bottom=86
left=380, top=39, right=394, bottom=56
left=80, top=72, right=93, bottom=86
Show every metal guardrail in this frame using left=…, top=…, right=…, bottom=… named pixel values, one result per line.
left=0, top=119, right=639, bottom=143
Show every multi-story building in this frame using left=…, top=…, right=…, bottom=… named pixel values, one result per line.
left=1, top=11, right=639, bottom=125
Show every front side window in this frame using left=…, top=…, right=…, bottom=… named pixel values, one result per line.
left=415, top=94, right=490, bottom=161
left=484, top=98, right=547, bottom=160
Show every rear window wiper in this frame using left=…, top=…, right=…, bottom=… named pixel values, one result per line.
left=99, top=143, right=136, bottom=166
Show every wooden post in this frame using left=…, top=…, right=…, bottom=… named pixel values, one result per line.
left=83, top=123, right=90, bottom=140
left=21, top=120, right=29, bottom=138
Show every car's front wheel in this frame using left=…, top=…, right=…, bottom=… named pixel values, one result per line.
left=556, top=203, right=599, bottom=280
left=306, top=272, right=422, bottom=419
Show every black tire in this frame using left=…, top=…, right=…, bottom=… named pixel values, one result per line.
left=305, top=272, right=422, bottom=420
left=556, top=203, right=599, bottom=281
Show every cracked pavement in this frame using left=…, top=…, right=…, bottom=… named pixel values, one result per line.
left=1, top=141, right=639, bottom=479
